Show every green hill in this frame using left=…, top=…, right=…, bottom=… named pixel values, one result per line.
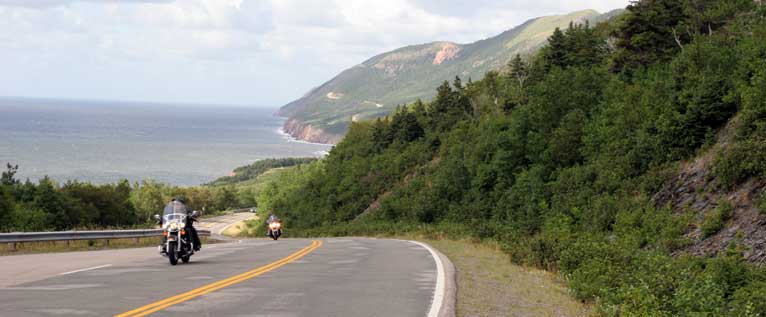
left=278, top=9, right=621, bottom=143
left=256, top=0, right=766, bottom=314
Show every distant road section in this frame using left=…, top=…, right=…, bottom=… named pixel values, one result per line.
left=0, top=238, right=449, bottom=316
left=196, top=212, right=257, bottom=239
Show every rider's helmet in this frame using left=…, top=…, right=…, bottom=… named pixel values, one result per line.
left=171, top=196, right=187, bottom=204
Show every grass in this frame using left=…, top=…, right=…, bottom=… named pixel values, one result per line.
left=0, top=236, right=216, bottom=256
left=411, top=237, right=592, bottom=317
left=221, top=220, right=251, bottom=237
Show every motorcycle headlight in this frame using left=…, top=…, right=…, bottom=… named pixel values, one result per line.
left=169, top=223, right=179, bottom=231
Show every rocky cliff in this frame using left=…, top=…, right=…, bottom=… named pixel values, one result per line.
left=282, top=118, right=343, bottom=144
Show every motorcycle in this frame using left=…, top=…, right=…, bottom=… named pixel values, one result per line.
left=155, top=201, right=199, bottom=265
left=267, top=221, right=282, bottom=240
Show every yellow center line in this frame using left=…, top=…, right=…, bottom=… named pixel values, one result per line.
left=115, top=240, right=323, bottom=317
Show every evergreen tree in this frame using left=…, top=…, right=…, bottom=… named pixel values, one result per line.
left=1, top=163, right=19, bottom=186
left=34, top=177, right=75, bottom=229
left=371, top=117, right=392, bottom=152
left=390, top=109, right=424, bottom=143
left=453, top=76, right=463, bottom=91
left=509, top=54, right=528, bottom=88
left=563, top=20, right=608, bottom=67
left=610, top=0, right=687, bottom=73
left=543, top=27, right=568, bottom=68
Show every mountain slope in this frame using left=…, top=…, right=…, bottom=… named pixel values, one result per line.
left=279, top=9, right=618, bottom=144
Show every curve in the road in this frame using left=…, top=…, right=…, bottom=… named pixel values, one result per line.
left=115, top=240, right=322, bottom=317
left=408, top=241, right=445, bottom=317
left=1, top=238, right=453, bottom=316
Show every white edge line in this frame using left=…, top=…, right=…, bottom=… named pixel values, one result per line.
left=59, top=264, right=112, bottom=275
left=408, top=241, right=445, bottom=317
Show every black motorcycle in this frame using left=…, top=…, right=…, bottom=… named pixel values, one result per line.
left=155, top=201, right=199, bottom=265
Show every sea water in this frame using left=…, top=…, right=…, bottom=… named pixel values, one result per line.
left=0, top=97, right=331, bottom=185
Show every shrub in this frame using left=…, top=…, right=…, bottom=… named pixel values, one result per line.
left=756, top=192, right=766, bottom=215
left=713, top=138, right=766, bottom=187
left=729, top=281, right=766, bottom=316
left=701, top=199, right=734, bottom=238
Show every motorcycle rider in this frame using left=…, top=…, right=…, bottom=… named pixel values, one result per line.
left=160, top=197, right=201, bottom=252
left=266, top=213, right=280, bottom=224
left=265, top=213, right=280, bottom=235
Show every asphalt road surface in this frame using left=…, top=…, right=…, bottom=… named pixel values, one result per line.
left=0, top=238, right=448, bottom=316
left=196, top=212, right=257, bottom=240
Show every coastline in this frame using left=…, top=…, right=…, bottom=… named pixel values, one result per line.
left=278, top=117, right=342, bottom=145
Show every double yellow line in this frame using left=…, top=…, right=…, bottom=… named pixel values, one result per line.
left=115, top=240, right=323, bottom=317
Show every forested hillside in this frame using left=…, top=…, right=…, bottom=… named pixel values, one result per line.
left=207, top=158, right=317, bottom=186
left=278, top=9, right=620, bottom=143
left=256, top=0, right=766, bottom=314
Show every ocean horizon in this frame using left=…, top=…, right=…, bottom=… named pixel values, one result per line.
left=0, top=97, right=332, bottom=186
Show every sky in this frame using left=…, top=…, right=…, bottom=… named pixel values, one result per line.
left=0, top=0, right=630, bottom=107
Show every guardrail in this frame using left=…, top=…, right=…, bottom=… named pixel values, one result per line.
left=0, top=229, right=211, bottom=251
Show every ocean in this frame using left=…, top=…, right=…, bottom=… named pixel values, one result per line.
left=0, top=97, right=332, bottom=186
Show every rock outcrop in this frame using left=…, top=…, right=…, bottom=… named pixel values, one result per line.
left=652, top=118, right=766, bottom=265
left=282, top=118, right=343, bottom=144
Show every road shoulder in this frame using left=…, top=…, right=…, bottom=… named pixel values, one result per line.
left=420, top=239, right=593, bottom=317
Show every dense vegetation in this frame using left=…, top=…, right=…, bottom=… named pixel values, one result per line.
left=256, top=1, right=766, bottom=314
left=0, top=164, right=244, bottom=232
left=207, top=158, right=316, bottom=186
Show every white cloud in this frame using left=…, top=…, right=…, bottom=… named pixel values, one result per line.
left=0, top=0, right=630, bottom=106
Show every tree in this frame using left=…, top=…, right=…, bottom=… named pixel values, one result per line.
left=1, top=163, right=19, bottom=186
left=131, top=180, right=166, bottom=221
left=390, top=109, right=424, bottom=143
left=431, top=81, right=470, bottom=131
left=34, top=177, right=76, bottom=230
left=610, top=0, right=687, bottom=74
left=0, top=185, right=12, bottom=230
left=544, top=27, right=568, bottom=68
left=213, top=186, right=238, bottom=211
left=563, top=21, right=608, bottom=67
left=509, top=54, right=528, bottom=88
left=371, top=117, right=392, bottom=152
left=453, top=76, right=463, bottom=91
left=546, top=109, right=587, bottom=168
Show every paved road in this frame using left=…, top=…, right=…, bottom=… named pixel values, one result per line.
left=196, top=212, right=257, bottom=239
left=0, top=238, right=446, bottom=316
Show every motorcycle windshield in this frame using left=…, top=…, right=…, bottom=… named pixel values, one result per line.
left=163, top=201, right=188, bottom=216
left=163, top=201, right=188, bottom=224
